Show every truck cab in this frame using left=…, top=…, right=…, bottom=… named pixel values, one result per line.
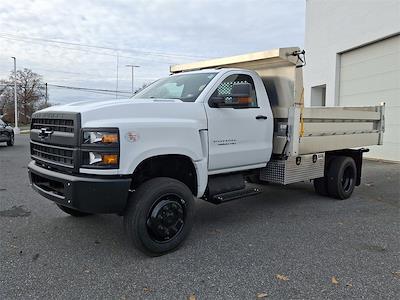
left=28, top=47, right=385, bottom=256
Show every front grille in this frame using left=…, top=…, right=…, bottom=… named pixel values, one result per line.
left=31, top=142, right=74, bottom=167
left=31, top=118, right=74, bottom=133
left=30, top=112, right=80, bottom=148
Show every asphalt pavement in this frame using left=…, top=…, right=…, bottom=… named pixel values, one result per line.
left=1, top=135, right=399, bottom=299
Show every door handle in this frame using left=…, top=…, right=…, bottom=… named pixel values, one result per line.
left=256, top=115, right=268, bottom=120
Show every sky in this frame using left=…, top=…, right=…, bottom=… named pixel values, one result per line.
left=0, top=0, right=305, bottom=104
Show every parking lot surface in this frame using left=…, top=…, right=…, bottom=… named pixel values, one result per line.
left=1, top=135, right=399, bottom=299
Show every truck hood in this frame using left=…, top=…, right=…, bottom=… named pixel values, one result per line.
left=39, top=98, right=182, bottom=113
left=38, top=98, right=207, bottom=129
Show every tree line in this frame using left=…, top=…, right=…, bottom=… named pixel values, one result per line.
left=0, top=68, right=153, bottom=126
left=0, top=68, right=50, bottom=125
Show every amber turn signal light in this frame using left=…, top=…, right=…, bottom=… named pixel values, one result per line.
left=101, top=133, right=119, bottom=144
left=102, top=154, right=118, bottom=165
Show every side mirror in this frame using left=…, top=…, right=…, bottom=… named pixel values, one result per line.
left=209, top=96, right=226, bottom=108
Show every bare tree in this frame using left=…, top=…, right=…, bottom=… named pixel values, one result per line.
left=0, top=79, right=10, bottom=115
left=1, top=68, right=48, bottom=124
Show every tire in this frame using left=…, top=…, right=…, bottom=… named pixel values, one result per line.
left=56, top=204, right=92, bottom=217
left=6, top=134, right=14, bottom=146
left=313, top=177, right=328, bottom=196
left=246, top=174, right=268, bottom=185
left=246, top=174, right=261, bottom=184
left=124, top=177, right=195, bottom=256
left=327, top=156, right=357, bottom=200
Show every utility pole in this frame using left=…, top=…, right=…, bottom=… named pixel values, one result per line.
left=45, top=83, right=48, bottom=104
left=126, top=64, right=140, bottom=96
left=11, top=57, right=20, bottom=134
left=115, top=53, right=119, bottom=99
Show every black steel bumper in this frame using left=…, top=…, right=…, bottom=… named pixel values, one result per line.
left=28, top=161, right=131, bottom=214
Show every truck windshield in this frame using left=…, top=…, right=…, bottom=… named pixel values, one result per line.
left=133, top=72, right=217, bottom=102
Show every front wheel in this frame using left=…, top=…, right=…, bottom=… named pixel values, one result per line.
left=124, top=177, right=195, bottom=256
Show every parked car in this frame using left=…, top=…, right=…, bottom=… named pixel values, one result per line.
left=0, top=119, right=14, bottom=146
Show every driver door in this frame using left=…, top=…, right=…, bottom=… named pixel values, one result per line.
left=204, top=72, right=272, bottom=172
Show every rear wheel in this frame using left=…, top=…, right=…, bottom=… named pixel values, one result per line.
left=124, top=177, right=195, bottom=256
left=56, top=204, right=92, bottom=217
left=327, top=156, right=357, bottom=200
left=6, top=134, right=14, bottom=146
left=313, top=177, right=328, bottom=196
left=246, top=174, right=269, bottom=185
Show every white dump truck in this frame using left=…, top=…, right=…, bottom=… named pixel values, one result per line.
left=28, top=47, right=385, bottom=256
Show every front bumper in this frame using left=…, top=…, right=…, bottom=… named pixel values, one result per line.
left=28, top=161, right=131, bottom=214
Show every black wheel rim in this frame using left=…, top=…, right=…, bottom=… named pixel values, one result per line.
left=342, top=165, right=355, bottom=193
left=146, top=194, right=185, bottom=243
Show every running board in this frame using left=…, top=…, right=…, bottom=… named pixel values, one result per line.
left=208, top=187, right=261, bottom=204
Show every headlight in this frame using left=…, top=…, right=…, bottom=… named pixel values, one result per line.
left=81, top=128, right=120, bottom=169
left=83, top=131, right=119, bottom=145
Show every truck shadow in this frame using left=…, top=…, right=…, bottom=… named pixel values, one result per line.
left=42, top=212, right=128, bottom=250
left=194, top=182, right=322, bottom=222
left=34, top=182, right=325, bottom=257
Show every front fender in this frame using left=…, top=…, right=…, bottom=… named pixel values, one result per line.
left=126, top=148, right=208, bottom=198
left=120, top=125, right=209, bottom=198
left=126, top=147, right=201, bottom=175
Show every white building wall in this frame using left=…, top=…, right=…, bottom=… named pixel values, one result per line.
left=304, top=0, right=400, bottom=106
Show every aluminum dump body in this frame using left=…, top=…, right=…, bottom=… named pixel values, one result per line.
left=171, top=47, right=385, bottom=156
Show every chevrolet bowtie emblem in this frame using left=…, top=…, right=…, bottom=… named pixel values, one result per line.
left=38, top=127, right=54, bottom=140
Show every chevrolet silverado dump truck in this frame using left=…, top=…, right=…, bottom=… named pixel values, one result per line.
left=28, top=47, right=385, bottom=256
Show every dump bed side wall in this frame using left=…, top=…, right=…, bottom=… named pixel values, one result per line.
left=292, top=105, right=385, bottom=155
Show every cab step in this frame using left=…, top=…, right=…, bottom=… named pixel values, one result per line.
left=210, top=187, right=261, bottom=204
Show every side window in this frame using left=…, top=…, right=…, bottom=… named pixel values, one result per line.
left=211, top=74, right=257, bottom=108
